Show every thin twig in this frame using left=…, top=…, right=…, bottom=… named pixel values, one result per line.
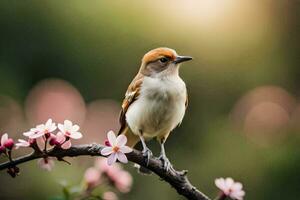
left=0, top=143, right=211, bottom=200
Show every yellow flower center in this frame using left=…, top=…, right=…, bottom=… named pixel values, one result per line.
left=113, top=146, right=120, bottom=152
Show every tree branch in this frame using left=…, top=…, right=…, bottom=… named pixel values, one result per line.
left=0, top=143, right=211, bottom=200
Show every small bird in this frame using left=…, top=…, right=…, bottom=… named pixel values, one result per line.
left=118, top=47, right=192, bottom=171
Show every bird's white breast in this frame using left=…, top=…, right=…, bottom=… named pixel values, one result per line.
left=126, top=75, right=186, bottom=138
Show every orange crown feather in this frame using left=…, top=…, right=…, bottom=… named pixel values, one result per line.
left=142, top=47, right=177, bottom=64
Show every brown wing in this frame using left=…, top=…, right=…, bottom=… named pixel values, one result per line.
left=118, top=73, right=144, bottom=135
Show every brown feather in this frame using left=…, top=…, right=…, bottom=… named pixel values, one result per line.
left=121, top=126, right=140, bottom=148
left=118, top=73, right=144, bottom=135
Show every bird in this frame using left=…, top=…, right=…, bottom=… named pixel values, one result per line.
left=118, top=47, right=192, bottom=171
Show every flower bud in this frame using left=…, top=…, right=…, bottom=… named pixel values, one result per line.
left=84, top=167, right=101, bottom=190
left=4, top=138, right=14, bottom=149
left=49, top=138, right=60, bottom=146
left=49, top=138, right=56, bottom=146
left=0, top=145, right=5, bottom=154
left=29, top=138, right=36, bottom=146
left=45, top=132, right=51, bottom=139
left=104, top=139, right=111, bottom=147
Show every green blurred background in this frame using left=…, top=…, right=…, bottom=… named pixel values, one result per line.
left=0, top=0, right=300, bottom=199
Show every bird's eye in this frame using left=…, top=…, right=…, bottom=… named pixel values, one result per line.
left=159, top=57, right=169, bottom=63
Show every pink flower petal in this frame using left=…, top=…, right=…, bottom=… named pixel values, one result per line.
left=45, top=119, right=53, bottom=127
left=101, top=147, right=113, bottom=155
left=29, top=131, right=45, bottom=139
left=84, top=167, right=101, bottom=188
left=72, top=125, right=80, bottom=132
left=18, top=139, right=28, bottom=143
left=115, top=171, right=132, bottom=193
left=107, top=153, right=117, bottom=165
left=107, top=131, right=116, bottom=146
left=69, top=131, right=82, bottom=139
left=225, top=177, right=234, bottom=187
left=119, top=146, right=132, bottom=154
left=36, top=124, right=45, bottom=130
left=232, top=182, right=243, bottom=191
left=23, top=131, right=34, bottom=137
left=1, top=133, right=8, bottom=145
left=95, top=158, right=114, bottom=173
left=64, top=120, right=73, bottom=129
left=61, top=140, right=72, bottom=149
left=117, top=152, right=128, bottom=163
left=58, top=124, right=64, bottom=132
left=215, top=178, right=226, bottom=190
left=230, top=190, right=245, bottom=200
left=116, top=135, right=127, bottom=147
left=15, top=139, right=30, bottom=149
left=49, top=124, right=57, bottom=132
left=56, top=132, right=66, bottom=143
left=37, top=158, right=55, bottom=171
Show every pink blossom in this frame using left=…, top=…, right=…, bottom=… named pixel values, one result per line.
left=100, top=131, right=132, bottom=165
left=58, top=120, right=82, bottom=139
left=49, top=132, right=71, bottom=149
left=95, top=157, right=112, bottom=172
left=114, top=171, right=133, bottom=193
left=49, top=134, right=60, bottom=146
left=1, top=133, right=14, bottom=150
left=95, top=158, right=122, bottom=178
left=103, top=191, right=118, bottom=200
left=95, top=158, right=132, bottom=193
left=25, top=119, right=57, bottom=139
left=215, top=177, right=245, bottom=200
left=84, top=167, right=101, bottom=189
left=23, top=127, right=38, bottom=137
left=37, top=157, right=55, bottom=171
left=15, top=139, right=34, bottom=149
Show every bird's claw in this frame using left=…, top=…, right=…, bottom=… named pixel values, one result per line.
left=159, top=155, right=173, bottom=172
left=142, top=148, right=153, bottom=166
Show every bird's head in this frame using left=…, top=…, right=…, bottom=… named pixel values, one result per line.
left=139, top=47, right=192, bottom=78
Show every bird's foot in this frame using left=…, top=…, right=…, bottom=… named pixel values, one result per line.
left=142, top=147, right=153, bottom=166
left=158, top=154, right=173, bottom=172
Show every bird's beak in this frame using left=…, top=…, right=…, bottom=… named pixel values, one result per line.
left=174, top=56, right=193, bottom=64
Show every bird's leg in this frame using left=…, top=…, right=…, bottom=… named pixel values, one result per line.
left=158, top=138, right=173, bottom=172
left=138, top=131, right=152, bottom=166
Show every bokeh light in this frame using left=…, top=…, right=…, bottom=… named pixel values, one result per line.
left=81, top=100, right=120, bottom=144
left=25, top=79, right=86, bottom=125
left=0, top=96, right=25, bottom=137
left=230, top=86, right=296, bottom=145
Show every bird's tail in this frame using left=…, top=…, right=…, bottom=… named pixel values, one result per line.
left=118, top=126, right=139, bottom=148
left=118, top=126, right=152, bottom=175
